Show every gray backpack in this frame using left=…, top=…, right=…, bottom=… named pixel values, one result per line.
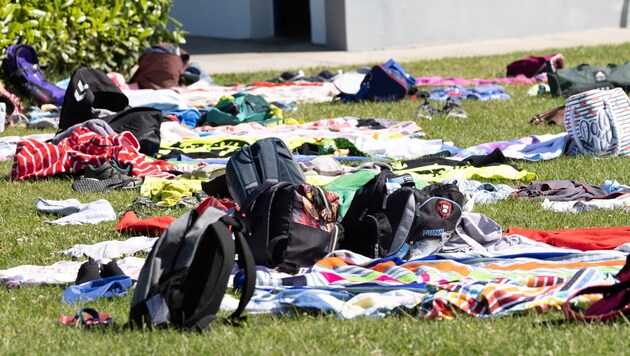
left=129, top=207, right=255, bottom=331
left=225, top=137, right=305, bottom=206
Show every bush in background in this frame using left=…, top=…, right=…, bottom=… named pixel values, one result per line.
left=0, top=0, right=185, bottom=81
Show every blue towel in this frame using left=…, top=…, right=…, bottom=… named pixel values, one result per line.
left=61, top=275, right=132, bottom=304
left=430, top=85, right=510, bottom=102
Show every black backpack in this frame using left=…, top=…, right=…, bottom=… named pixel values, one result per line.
left=225, top=137, right=306, bottom=206
left=236, top=182, right=342, bottom=274
left=129, top=207, right=255, bottom=331
left=547, top=62, right=630, bottom=98
left=59, top=67, right=163, bottom=156
left=129, top=42, right=190, bottom=90
left=340, top=170, right=464, bottom=258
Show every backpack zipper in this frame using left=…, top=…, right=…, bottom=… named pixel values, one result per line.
left=330, top=223, right=339, bottom=251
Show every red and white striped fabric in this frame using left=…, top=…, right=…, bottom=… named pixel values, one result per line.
left=11, top=127, right=175, bottom=181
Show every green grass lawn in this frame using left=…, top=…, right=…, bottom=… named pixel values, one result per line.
left=2, top=43, right=630, bottom=355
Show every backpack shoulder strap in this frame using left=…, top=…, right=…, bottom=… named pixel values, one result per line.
left=383, top=58, right=416, bottom=86
left=221, top=215, right=256, bottom=321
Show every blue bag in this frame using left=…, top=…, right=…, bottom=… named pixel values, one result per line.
left=2, top=44, right=66, bottom=106
left=337, top=59, right=416, bottom=102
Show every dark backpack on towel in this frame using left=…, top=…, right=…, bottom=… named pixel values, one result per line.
left=548, top=62, right=630, bottom=98
left=236, top=182, right=342, bottom=273
left=129, top=207, right=255, bottom=331
left=2, top=44, right=65, bottom=106
left=59, top=67, right=163, bottom=156
left=340, top=170, right=464, bottom=258
left=225, top=137, right=306, bottom=206
left=130, top=43, right=190, bottom=90
left=337, top=59, right=416, bottom=102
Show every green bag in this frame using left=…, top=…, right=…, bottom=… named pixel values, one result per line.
left=548, top=62, right=630, bottom=98
left=205, top=93, right=274, bottom=126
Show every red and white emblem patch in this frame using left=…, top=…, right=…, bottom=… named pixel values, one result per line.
left=438, top=200, right=452, bottom=218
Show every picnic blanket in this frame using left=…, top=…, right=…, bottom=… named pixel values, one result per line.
left=162, top=118, right=456, bottom=161
left=415, top=74, right=546, bottom=87
left=169, top=81, right=340, bottom=108
left=224, top=250, right=626, bottom=319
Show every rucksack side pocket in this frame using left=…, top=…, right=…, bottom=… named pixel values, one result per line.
left=279, top=223, right=337, bottom=273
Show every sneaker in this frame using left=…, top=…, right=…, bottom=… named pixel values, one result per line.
left=110, top=160, right=132, bottom=176
left=268, top=70, right=305, bottom=83
left=72, top=176, right=142, bottom=192
left=75, top=258, right=101, bottom=285
left=415, top=99, right=439, bottom=120
left=72, top=162, right=142, bottom=192
left=316, top=69, right=343, bottom=82
left=441, top=98, right=468, bottom=119
left=100, top=260, right=126, bottom=279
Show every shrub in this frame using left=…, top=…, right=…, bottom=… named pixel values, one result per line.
left=0, top=0, right=185, bottom=81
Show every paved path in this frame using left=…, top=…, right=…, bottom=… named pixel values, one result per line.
left=184, top=27, right=630, bottom=74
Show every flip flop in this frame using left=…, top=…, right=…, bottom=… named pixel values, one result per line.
left=58, top=308, right=114, bottom=328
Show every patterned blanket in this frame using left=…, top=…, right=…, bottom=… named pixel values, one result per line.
left=226, top=250, right=626, bottom=319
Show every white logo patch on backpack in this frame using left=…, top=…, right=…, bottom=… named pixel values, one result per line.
left=74, top=80, right=89, bottom=101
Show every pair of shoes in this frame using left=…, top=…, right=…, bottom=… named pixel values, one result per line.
left=268, top=70, right=305, bottom=83
left=75, top=258, right=126, bottom=285
left=72, top=161, right=142, bottom=192
left=415, top=97, right=467, bottom=120
left=305, top=69, right=343, bottom=82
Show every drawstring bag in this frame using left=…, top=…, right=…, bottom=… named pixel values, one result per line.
left=563, top=88, right=630, bottom=157
left=564, top=254, right=630, bottom=321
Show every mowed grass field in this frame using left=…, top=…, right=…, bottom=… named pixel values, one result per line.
left=2, top=43, right=630, bottom=355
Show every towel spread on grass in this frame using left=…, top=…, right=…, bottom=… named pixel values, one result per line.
left=172, top=81, right=340, bottom=107
left=36, top=198, right=116, bottom=225
left=453, top=133, right=569, bottom=161
left=60, top=235, right=158, bottom=260
left=61, top=275, right=133, bottom=304
left=429, top=85, right=510, bottom=102
left=506, top=226, right=630, bottom=251
left=414, top=74, right=545, bottom=87
left=541, top=195, right=630, bottom=213
left=177, top=118, right=456, bottom=161
left=251, top=251, right=625, bottom=288
left=0, top=256, right=145, bottom=287
left=223, top=250, right=625, bottom=319
left=10, top=126, right=174, bottom=181
left=115, top=211, right=176, bottom=237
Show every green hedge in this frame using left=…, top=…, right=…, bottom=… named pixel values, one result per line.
left=0, top=0, right=185, bottom=81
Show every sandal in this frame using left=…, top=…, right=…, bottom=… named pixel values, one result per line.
left=415, top=98, right=439, bottom=120
left=58, top=308, right=114, bottom=328
left=441, top=98, right=468, bottom=119
left=530, top=104, right=565, bottom=125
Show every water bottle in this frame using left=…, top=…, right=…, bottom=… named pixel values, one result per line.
left=0, top=102, right=6, bottom=133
